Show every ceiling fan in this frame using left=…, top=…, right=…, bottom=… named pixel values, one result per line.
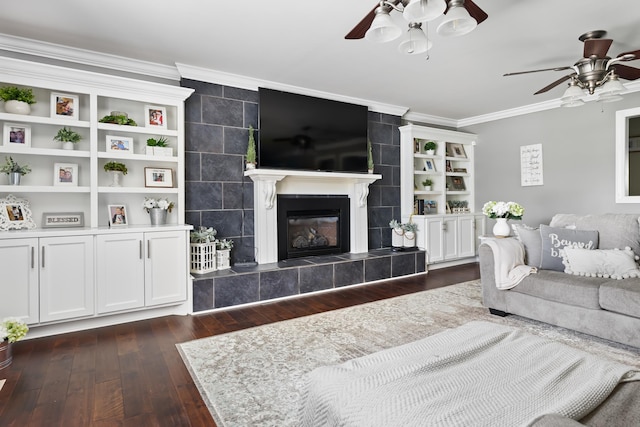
left=345, top=0, right=488, bottom=54
left=504, top=30, right=640, bottom=106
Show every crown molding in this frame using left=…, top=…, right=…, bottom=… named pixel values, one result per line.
left=402, top=111, right=458, bottom=128
left=176, top=63, right=409, bottom=117
left=0, top=33, right=180, bottom=81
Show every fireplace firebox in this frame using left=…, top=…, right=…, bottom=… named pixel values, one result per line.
left=277, top=195, right=350, bottom=260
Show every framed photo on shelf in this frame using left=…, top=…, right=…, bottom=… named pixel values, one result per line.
left=144, top=105, right=167, bottom=129
left=51, top=93, right=79, bottom=120
left=448, top=143, right=467, bottom=158
left=108, top=204, right=128, bottom=227
left=453, top=167, right=468, bottom=173
left=445, top=160, right=453, bottom=172
left=446, top=175, right=466, bottom=191
left=53, top=163, right=78, bottom=186
left=423, top=159, right=436, bottom=172
left=3, top=123, right=31, bottom=148
left=42, top=212, right=85, bottom=228
left=0, top=194, right=36, bottom=230
left=106, top=135, right=134, bottom=153
left=414, top=138, right=421, bottom=153
left=144, top=167, right=173, bottom=188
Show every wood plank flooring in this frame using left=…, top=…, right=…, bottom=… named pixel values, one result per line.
left=0, top=263, right=480, bottom=426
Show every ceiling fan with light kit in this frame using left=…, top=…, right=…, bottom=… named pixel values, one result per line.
left=345, top=0, right=487, bottom=55
left=504, top=30, right=640, bottom=107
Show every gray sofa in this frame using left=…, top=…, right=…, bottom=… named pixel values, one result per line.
left=479, top=213, right=640, bottom=349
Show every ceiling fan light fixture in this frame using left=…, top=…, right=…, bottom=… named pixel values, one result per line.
left=365, top=7, right=402, bottom=43
left=436, top=4, right=477, bottom=37
left=398, top=23, right=432, bottom=55
left=403, top=0, right=446, bottom=22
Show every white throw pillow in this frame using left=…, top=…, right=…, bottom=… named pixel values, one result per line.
left=560, top=246, right=640, bottom=280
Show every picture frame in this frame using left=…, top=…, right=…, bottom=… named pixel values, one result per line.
left=3, top=123, right=31, bottom=148
left=108, top=204, right=128, bottom=227
left=446, top=176, right=466, bottom=191
left=53, top=163, right=78, bottom=186
left=42, top=212, right=85, bottom=228
left=144, top=167, right=173, bottom=188
left=448, top=143, right=467, bottom=158
left=0, top=194, right=36, bottom=230
left=414, top=138, right=421, bottom=153
left=423, top=159, right=436, bottom=172
left=144, top=105, right=167, bottom=129
left=453, top=167, right=468, bottom=173
left=51, top=93, right=79, bottom=120
left=106, top=135, right=134, bottom=153
left=446, top=160, right=453, bottom=172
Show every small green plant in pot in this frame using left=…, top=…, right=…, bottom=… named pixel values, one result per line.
left=1, top=156, right=31, bottom=185
left=246, top=126, right=257, bottom=170
left=53, top=127, right=82, bottom=150
left=423, top=140, right=437, bottom=154
left=104, top=161, right=128, bottom=187
left=99, top=112, right=137, bottom=126
left=146, top=136, right=171, bottom=156
left=367, top=139, right=374, bottom=172
left=0, top=86, right=36, bottom=115
left=421, top=178, right=433, bottom=190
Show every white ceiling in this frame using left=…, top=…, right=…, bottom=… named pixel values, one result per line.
left=1, top=0, right=639, bottom=123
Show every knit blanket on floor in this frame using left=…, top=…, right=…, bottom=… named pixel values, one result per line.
left=299, top=321, right=639, bottom=427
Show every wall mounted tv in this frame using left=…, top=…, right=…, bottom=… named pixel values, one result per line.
left=258, top=88, right=369, bottom=173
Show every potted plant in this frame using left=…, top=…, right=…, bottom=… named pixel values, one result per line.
left=1, top=317, right=29, bottom=370
left=389, top=219, right=404, bottom=250
left=424, top=140, right=437, bottom=155
left=402, top=221, right=418, bottom=248
left=104, top=161, right=128, bottom=187
left=190, top=226, right=218, bottom=274
left=143, top=197, right=175, bottom=225
left=146, top=136, right=172, bottom=156
left=53, top=127, right=82, bottom=150
left=421, top=178, right=433, bottom=191
left=99, top=112, right=137, bottom=126
left=0, top=86, right=36, bottom=115
left=367, top=139, right=374, bottom=173
left=246, top=125, right=257, bottom=170
left=216, top=238, right=234, bottom=270
left=1, top=156, right=31, bottom=185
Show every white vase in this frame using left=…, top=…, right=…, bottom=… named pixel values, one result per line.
left=391, top=227, right=404, bottom=248
left=4, top=100, right=31, bottom=115
left=425, top=149, right=435, bottom=156
left=149, top=208, right=167, bottom=225
left=109, top=171, right=123, bottom=187
left=493, top=218, right=510, bottom=238
left=403, top=231, right=416, bottom=248
left=62, top=141, right=75, bottom=150
left=217, top=248, right=231, bottom=269
left=424, top=185, right=431, bottom=191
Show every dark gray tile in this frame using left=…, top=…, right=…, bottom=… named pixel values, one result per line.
left=368, top=111, right=382, bottom=122
left=368, top=228, right=383, bottom=250
left=260, top=269, right=299, bottom=300
left=365, top=256, right=391, bottom=282
left=374, top=164, right=393, bottom=186
left=243, top=181, right=254, bottom=208
left=368, top=121, right=393, bottom=144
left=181, top=78, right=223, bottom=96
left=214, top=273, right=259, bottom=308
left=185, top=211, right=201, bottom=228
left=185, top=152, right=200, bottom=181
left=224, top=127, right=250, bottom=155
left=185, top=182, right=222, bottom=210
left=193, top=279, right=213, bottom=312
left=202, top=210, right=243, bottom=237
left=234, top=236, right=255, bottom=264
left=186, top=123, right=223, bottom=153
left=416, top=251, right=426, bottom=273
left=244, top=103, right=258, bottom=129
left=300, top=264, right=334, bottom=293
left=243, top=209, right=254, bottom=236
left=223, top=182, right=244, bottom=209
left=202, top=96, right=243, bottom=127
left=201, top=153, right=243, bottom=182
left=380, top=186, right=400, bottom=207
left=381, top=144, right=400, bottom=166
left=380, top=113, right=402, bottom=126
left=391, top=252, right=415, bottom=277
left=184, top=94, right=201, bottom=123
left=335, top=260, right=364, bottom=287
left=223, top=86, right=259, bottom=102
left=368, top=206, right=393, bottom=228
left=367, top=185, right=382, bottom=207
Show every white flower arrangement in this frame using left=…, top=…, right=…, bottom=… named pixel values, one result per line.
left=190, top=226, right=217, bottom=243
left=482, top=201, right=524, bottom=220
left=216, top=238, right=234, bottom=250
left=143, top=197, right=175, bottom=213
left=1, top=317, right=29, bottom=343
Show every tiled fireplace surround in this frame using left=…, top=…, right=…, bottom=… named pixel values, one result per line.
left=182, top=79, right=426, bottom=312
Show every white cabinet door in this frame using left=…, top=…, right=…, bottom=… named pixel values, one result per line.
left=425, top=217, right=444, bottom=263
left=0, top=239, right=39, bottom=324
left=442, top=217, right=459, bottom=261
left=39, top=236, right=94, bottom=322
left=96, top=233, right=145, bottom=314
left=144, top=231, right=187, bottom=307
left=457, top=215, right=476, bottom=258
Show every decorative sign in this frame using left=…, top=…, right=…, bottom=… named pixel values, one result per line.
left=42, top=212, right=85, bottom=228
left=520, top=143, right=543, bottom=186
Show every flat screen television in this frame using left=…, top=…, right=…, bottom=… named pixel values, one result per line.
left=258, top=88, right=369, bottom=173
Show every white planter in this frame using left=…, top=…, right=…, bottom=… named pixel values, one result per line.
left=423, top=185, right=432, bottom=191
left=403, top=231, right=416, bottom=248
left=145, top=146, right=155, bottom=156
left=391, top=227, right=404, bottom=248
left=190, top=242, right=217, bottom=274
left=155, top=147, right=173, bottom=156
left=4, top=100, right=31, bottom=115
left=217, top=248, right=231, bottom=270
left=493, top=218, right=510, bottom=238
left=62, top=141, right=75, bottom=150
left=246, top=162, right=256, bottom=170
left=425, top=149, right=435, bottom=156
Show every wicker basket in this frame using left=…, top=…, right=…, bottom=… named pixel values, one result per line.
left=190, top=242, right=217, bottom=274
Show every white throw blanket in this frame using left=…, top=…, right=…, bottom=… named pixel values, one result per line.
left=482, top=237, right=536, bottom=289
left=299, top=321, right=639, bottom=427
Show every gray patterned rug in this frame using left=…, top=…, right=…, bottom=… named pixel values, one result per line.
left=177, top=280, right=640, bottom=427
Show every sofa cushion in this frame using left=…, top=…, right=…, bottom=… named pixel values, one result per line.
left=539, top=225, right=598, bottom=272
left=599, top=279, right=640, bottom=319
left=511, top=269, right=607, bottom=310
left=575, top=214, right=640, bottom=256
left=512, top=223, right=542, bottom=267
left=561, top=247, right=640, bottom=280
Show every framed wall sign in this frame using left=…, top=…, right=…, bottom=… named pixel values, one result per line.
left=144, top=105, right=167, bottom=129
left=0, top=194, right=36, bottom=230
left=106, top=135, right=134, bottom=153
left=42, top=212, right=85, bottom=228
left=108, top=204, right=128, bottom=227
left=51, top=93, right=79, bottom=120
left=3, top=123, right=31, bottom=148
left=53, top=163, right=78, bottom=186
left=144, top=167, right=173, bottom=188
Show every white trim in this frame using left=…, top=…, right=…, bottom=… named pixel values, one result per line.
left=403, top=111, right=458, bottom=128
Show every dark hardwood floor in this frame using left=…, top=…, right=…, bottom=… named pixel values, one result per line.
left=0, top=263, right=480, bottom=427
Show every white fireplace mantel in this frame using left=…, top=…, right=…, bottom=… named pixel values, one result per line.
left=244, top=169, right=382, bottom=264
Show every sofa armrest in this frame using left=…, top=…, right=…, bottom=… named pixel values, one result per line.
left=478, top=244, right=509, bottom=312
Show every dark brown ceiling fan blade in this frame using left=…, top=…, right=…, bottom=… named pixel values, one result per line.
left=504, top=66, right=572, bottom=77
left=583, top=39, right=613, bottom=58
left=534, top=74, right=574, bottom=95
left=618, top=49, right=640, bottom=59
left=614, top=64, right=640, bottom=80
left=345, top=4, right=378, bottom=40
left=464, top=0, right=488, bottom=25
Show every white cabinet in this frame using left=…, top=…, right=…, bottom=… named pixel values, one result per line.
left=421, top=214, right=484, bottom=265
left=96, top=233, right=145, bottom=314
left=145, top=231, right=187, bottom=306
left=39, top=235, right=94, bottom=322
left=0, top=238, right=39, bottom=324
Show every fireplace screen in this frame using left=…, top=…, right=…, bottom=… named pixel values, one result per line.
left=288, top=214, right=339, bottom=251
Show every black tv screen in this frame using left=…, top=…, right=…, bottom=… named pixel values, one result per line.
left=258, top=88, right=369, bottom=173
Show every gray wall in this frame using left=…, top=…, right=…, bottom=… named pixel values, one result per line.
left=460, top=91, right=640, bottom=228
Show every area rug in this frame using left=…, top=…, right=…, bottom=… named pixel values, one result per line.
left=177, top=280, right=640, bottom=427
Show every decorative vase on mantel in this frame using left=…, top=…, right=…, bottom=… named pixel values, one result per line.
left=0, top=340, right=12, bottom=370
left=4, top=100, right=31, bottom=115
left=109, top=171, right=123, bottom=187
left=493, top=218, right=511, bottom=238
left=149, top=208, right=167, bottom=226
